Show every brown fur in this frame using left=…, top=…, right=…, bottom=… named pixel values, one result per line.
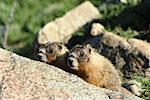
left=67, top=44, right=132, bottom=95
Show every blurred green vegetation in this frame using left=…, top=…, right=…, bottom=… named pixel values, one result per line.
left=0, top=0, right=82, bottom=57
left=0, top=0, right=150, bottom=99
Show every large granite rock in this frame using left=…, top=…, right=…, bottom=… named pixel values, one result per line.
left=0, top=48, right=141, bottom=100
left=37, top=1, right=100, bottom=45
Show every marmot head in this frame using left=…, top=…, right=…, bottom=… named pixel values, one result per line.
left=67, top=44, right=93, bottom=71
left=38, top=42, right=68, bottom=63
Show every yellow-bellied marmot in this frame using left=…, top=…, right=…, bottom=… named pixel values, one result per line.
left=67, top=44, right=132, bottom=95
left=37, top=42, right=69, bottom=71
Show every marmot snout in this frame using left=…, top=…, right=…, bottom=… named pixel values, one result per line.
left=67, top=44, right=91, bottom=71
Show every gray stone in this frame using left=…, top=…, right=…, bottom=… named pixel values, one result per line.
left=0, top=48, right=141, bottom=100
left=90, top=23, right=105, bottom=36
left=37, top=1, right=100, bottom=45
left=130, top=85, right=141, bottom=96
left=145, top=68, right=150, bottom=77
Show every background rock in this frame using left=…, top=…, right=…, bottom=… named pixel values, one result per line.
left=37, top=1, right=100, bottom=45
left=122, top=80, right=142, bottom=96
left=128, top=38, right=150, bottom=64
left=145, top=68, right=150, bottom=77
left=0, top=48, right=141, bottom=100
left=84, top=23, right=150, bottom=78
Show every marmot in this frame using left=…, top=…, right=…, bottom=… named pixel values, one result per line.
left=67, top=44, right=132, bottom=95
left=37, top=42, right=69, bottom=71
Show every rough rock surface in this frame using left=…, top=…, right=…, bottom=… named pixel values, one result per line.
left=37, top=1, right=100, bottom=45
left=84, top=23, right=150, bottom=78
left=128, top=38, right=150, bottom=64
left=0, top=48, right=141, bottom=100
left=145, top=68, right=150, bottom=77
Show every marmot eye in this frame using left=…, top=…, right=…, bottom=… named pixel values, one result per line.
left=58, top=45, right=62, bottom=50
left=79, top=51, right=84, bottom=57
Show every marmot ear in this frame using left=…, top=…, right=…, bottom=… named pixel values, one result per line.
left=86, top=44, right=92, bottom=48
left=45, top=42, right=51, bottom=47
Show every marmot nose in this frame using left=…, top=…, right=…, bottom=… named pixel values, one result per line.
left=37, top=55, right=42, bottom=60
left=68, top=59, right=73, bottom=67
